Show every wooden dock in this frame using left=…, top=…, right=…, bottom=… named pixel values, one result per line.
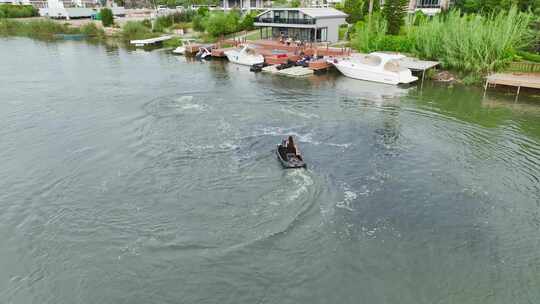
left=308, top=59, right=332, bottom=71
left=211, top=47, right=236, bottom=57
left=130, top=35, right=173, bottom=47
left=399, top=57, right=439, bottom=87
left=485, top=72, right=540, bottom=101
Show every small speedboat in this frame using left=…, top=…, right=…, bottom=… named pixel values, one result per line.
left=276, top=144, right=306, bottom=169
left=329, top=52, right=418, bottom=85
left=172, top=39, right=196, bottom=55
left=196, top=45, right=212, bottom=60
left=224, top=44, right=264, bottom=66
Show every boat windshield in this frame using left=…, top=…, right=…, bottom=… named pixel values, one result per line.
left=383, top=60, right=405, bottom=72
left=359, top=55, right=382, bottom=66
left=244, top=47, right=257, bottom=55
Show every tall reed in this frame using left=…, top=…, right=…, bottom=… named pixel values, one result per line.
left=411, top=7, right=533, bottom=75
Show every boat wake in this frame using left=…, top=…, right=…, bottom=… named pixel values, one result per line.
left=253, top=126, right=352, bottom=149
left=143, top=94, right=210, bottom=118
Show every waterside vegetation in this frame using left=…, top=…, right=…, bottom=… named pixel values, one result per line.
left=0, top=4, right=38, bottom=18
left=0, top=19, right=104, bottom=38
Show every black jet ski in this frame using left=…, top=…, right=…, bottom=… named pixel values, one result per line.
left=276, top=143, right=306, bottom=169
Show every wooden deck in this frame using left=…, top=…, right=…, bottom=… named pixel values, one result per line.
left=485, top=72, right=540, bottom=101
left=211, top=47, right=236, bottom=57
left=130, top=35, right=173, bottom=46
left=486, top=73, right=540, bottom=89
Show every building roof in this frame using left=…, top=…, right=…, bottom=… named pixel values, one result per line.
left=299, top=8, right=347, bottom=18
left=256, top=7, right=348, bottom=19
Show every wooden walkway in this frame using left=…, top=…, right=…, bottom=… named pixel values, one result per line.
left=485, top=72, right=540, bottom=101
left=130, top=35, right=173, bottom=47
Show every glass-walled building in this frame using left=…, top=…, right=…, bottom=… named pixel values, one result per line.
left=254, top=8, right=347, bottom=43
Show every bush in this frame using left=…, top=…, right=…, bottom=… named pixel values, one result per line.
left=100, top=8, right=114, bottom=27
left=0, top=4, right=38, bottom=18
left=120, top=21, right=157, bottom=41
left=141, top=19, right=152, bottom=28
left=197, top=6, right=209, bottom=16
left=192, top=14, right=205, bottom=32
left=163, top=36, right=182, bottom=47
left=0, top=19, right=74, bottom=37
left=171, top=10, right=195, bottom=22
left=80, top=22, right=104, bottom=38
left=154, top=15, right=173, bottom=32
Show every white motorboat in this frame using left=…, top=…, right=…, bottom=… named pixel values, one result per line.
left=329, top=52, right=418, bottom=85
left=172, top=39, right=196, bottom=55
left=224, top=45, right=264, bottom=66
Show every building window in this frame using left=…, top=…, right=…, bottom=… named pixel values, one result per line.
left=250, top=0, right=256, bottom=7
left=417, top=0, right=440, bottom=8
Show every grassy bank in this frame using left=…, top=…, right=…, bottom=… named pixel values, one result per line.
left=0, top=19, right=105, bottom=39
left=352, top=7, right=534, bottom=83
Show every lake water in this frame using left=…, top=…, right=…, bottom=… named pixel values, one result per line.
left=1, top=37, right=539, bottom=304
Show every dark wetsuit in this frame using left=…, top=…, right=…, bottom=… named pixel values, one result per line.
left=286, top=142, right=297, bottom=155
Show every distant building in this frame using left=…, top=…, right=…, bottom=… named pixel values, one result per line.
left=408, top=0, right=451, bottom=15
left=254, top=7, right=347, bottom=43
left=219, top=0, right=272, bottom=11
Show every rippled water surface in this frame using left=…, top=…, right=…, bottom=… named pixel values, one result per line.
left=1, top=38, right=540, bottom=304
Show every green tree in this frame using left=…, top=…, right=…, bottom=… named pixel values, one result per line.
left=291, top=0, right=301, bottom=7
left=454, top=0, right=540, bottom=14
left=100, top=8, right=114, bottom=27
left=205, top=12, right=239, bottom=36
left=381, top=0, right=407, bottom=35
left=342, top=0, right=364, bottom=23
left=239, top=11, right=256, bottom=30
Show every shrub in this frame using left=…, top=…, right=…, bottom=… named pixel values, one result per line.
left=0, top=19, right=74, bottom=37
left=192, top=14, right=205, bottom=32
left=163, top=36, right=182, bottom=47
left=197, top=6, right=209, bottom=16
left=154, top=15, right=173, bottom=32
left=0, top=4, right=38, bottom=18
left=120, top=21, right=157, bottom=41
left=80, top=22, right=104, bottom=38
left=381, top=0, right=408, bottom=35
left=141, top=19, right=152, bottom=28
left=172, top=10, right=195, bottom=22
left=100, top=8, right=114, bottom=27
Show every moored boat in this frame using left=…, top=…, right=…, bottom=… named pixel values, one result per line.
left=329, top=52, right=418, bottom=85
left=172, top=39, right=197, bottom=55
left=224, top=45, right=264, bottom=66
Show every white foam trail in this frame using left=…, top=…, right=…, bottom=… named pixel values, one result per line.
left=255, top=127, right=352, bottom=149
left=281, top=107, right=320, bottom=119
left=335, top=183, right=357, bottom=212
